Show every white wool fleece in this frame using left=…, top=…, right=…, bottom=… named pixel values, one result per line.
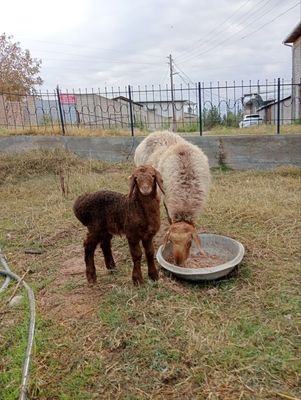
left=157, top=141, right=210, bottom=223
left=134, top=130, right=185, bottom=167
left=134, top=131, right=210, bottom=223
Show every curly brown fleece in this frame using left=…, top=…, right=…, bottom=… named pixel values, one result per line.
left=73, top=165, right=164, bottom=285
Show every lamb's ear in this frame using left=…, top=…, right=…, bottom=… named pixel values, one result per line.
left=155, top=170, right=165, bottom=194
left=192, top=230, right=206, bottom=256
left=128, top=174, right=136, bottom=198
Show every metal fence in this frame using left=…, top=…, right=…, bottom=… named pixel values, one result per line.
left=0, top=79, right=300, bottom=135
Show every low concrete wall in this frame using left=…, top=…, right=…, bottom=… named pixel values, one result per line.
left=0, top=134, right=300, bottom=170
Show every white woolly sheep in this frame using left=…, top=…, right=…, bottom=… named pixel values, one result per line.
left=134, top=131, right=210, bottom=266
left=134, top=130, right=186, bottom=168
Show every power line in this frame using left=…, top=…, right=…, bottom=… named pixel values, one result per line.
left=241, top=1, right=300, bottom=39
left=177, top=0, right=284, bottom=63
left=176, top=0, right=252, bottom=59
left=176, top=0, right=273, bottom=61
left=172, top=61, right=229, bottom=102
left=176, top=0, right=295, bottom=64
left=173, top=61, right=195, bottom=85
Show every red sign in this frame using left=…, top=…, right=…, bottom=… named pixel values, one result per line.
left=60, top=94, right=76, bottom=105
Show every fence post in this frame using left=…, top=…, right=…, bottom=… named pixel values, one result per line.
left=198, top=82, right=203, bottom=136
left=56, top=85, right=65, bottom=136
left=128, top=85, right=134, bottom=136
left=276, top=78, right=280, bottom=134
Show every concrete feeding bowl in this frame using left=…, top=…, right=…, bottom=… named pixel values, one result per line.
left=156, top=233, right=245, bottom=281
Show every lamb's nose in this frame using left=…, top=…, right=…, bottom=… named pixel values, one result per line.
left=140, top=185, right=151, bottom=194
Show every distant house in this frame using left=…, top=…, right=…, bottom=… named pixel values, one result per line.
left=0, top=94, right=73, bottom=128
left=242, top=93, right=274, bottom=115
left=0, top=92, right=171, bottom=131
left=138, top=100, right=197, bottom=123
left=112, top=96, right=170, bottom=130
left=0, top=95, right=25, bottom=127
left=73, top=93, right=131, bottom=128
left=112, top=96, right=143, bottom=109
left=257, top=96, right=292, bottom=125
left=251, top=22, right=301, bottom=124
left=283, top=21, right=301, bottom=120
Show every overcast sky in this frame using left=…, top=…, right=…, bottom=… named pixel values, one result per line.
left=1, top=0, right=300, bottom=91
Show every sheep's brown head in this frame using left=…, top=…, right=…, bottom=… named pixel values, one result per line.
left=129, top=165, right=164, bottom=198
left=163, top=221, right=204, bottom=266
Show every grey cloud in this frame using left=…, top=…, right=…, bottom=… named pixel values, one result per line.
left=15, top=0, right=298, bottom=89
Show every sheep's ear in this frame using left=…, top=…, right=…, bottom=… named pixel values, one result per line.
left=155, top=170, right=165, bottom=194
left=128, top=174, right=136, bottom=198
left=192, top=230, right=205, bottom=256
left=164, top=201, right=172, bottom=224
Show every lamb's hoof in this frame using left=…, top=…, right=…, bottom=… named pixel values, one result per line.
left=132, top=276, right=144, bottom=286
left=149, top=270, right=159, bottom=281
left=87, top=275, right=97, bottom=285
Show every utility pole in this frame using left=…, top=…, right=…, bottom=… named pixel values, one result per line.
left=168, top=54, right=177, bottom=132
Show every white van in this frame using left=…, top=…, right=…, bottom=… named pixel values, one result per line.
left=239, top=114, right=263, bottom=128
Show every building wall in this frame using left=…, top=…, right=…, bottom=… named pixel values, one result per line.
left=292, top=36, right=301, bottom=120
left=75, top=94, right=129, bottom=128
left=0, top=134, right=300, bottom=170
left=258, top=98, right=293, bottom=125
left=0, top=93, right=171, bottom=131
left=292, top=36, right=301, bottom=84
left=24, top=97, right=77, bottom=126
left=0, top=95, right=25, bottom=127
left=142, top=102, right=196, bottom=123
left=133, top=107, right=170, bottom=130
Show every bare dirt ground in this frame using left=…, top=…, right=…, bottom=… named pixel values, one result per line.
left=38, top=223, right=173, bottom=324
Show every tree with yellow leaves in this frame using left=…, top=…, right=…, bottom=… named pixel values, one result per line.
left=0, top=33, right=43, bottom=94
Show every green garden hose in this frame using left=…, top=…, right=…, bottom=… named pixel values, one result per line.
left=0, top=250, right=36, bottom=400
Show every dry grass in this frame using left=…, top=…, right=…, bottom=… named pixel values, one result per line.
left=0, top=123, right=300, bottom=138
left=0, top=150, right=300, bottom=400
left=0, top=126, right=141, bottom=137
left=205, top=124, right=301, bottom=136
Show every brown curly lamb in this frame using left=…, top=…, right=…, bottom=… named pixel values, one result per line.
left=73, top=165, right=164, bottom=285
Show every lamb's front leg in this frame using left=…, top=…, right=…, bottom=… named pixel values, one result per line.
left=127, top=238, right=143, bottom=285
left=100, top=234, right=116, bottom=270
left=84, top=233, right=98, bottom=284
left=142, top=237, right=159, bottom=281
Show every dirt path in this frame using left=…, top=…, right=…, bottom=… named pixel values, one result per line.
left=38, top=221, right=206, bottom=324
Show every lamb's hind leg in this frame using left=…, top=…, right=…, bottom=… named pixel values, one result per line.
left=127, top=238, right=143, bottom=285
left=142, top=237, right=159, bottom=281
left=84, top=232, right=98, bottom=284
left=100, top=234, right=116, bottom=270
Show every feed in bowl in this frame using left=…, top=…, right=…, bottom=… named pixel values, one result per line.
left=166, top=253, right=226, bottom=268
left=156, top=233, right=245, bottom=281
